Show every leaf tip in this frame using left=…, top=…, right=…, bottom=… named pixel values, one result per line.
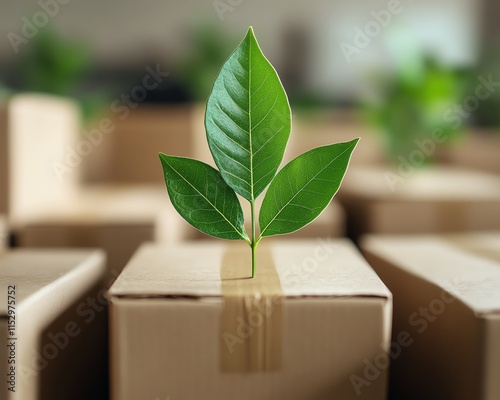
left=246, top=26, right=257, bottom=43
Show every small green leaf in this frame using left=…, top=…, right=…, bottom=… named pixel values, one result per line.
left=159, top=153, right=248, bottom=241
left=259, top=139, right=359, bottom=237
left=205, top=26, right=291, bottom=202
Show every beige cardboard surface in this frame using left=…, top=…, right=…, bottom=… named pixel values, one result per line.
left=109, top=240, right=391, bottom=400
left=0, top=249, right=108, bottom=400
left=339, top=166, right=500, bottom=235
left=8, top=94, right=80, bottom=225
left=110, top=240, right=390, bottom=299
left=361, top=232, right=500, bottom=400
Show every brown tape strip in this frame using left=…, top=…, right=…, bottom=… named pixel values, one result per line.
left=435, top=202, right=467, bottom=232
left=220, top=242, right=283, bottom=372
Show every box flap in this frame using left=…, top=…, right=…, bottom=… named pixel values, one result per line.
left=21, top=185, right=170, bottom=225
left=362, top=233, right=500, bottom=316
left=342, top=166, right=500, bottom=201
left=0, top=249, right=105, bottom=317
left=108, top=239, right=391, bottom=300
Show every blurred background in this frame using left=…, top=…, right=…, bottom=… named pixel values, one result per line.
left=1, top=3, right=500, bottom=399
left=1, top=0, right=500, bottom=269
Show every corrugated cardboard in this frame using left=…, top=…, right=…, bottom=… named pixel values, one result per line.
left=109, top=239, right=392, bottom=400
left=16, top=185, right=198, bottom=277
left=6, top=94, right=81, bottom=225
left=0, top=248, right=108, bottom=400
left=339, top=166, right=500, bottom=238
left=361, top=232, right=500, bottom=400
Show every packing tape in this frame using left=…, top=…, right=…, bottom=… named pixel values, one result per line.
left=220, top=243, right=283, bottom=372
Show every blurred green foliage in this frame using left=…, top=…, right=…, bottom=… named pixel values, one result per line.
left=366, top=55, right=468, bottom=163
left=470, top=47, right=500, bottom=128
left=177, top=24, right=235, bottom=102
left=15, top=27, right=108, bottom=122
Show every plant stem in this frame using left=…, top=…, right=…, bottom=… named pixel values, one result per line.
left=250, top=199, right=256, bottom=278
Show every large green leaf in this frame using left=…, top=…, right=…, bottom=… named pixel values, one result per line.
left=259, top=139, right=359, bottom=237
left=205, top=27, right=291, bottom=202
left=159, top=153, right=247, bottom=240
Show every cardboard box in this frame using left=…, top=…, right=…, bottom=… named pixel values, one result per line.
left=0, top=248, right=108, bottom=400
left=439, top=129, right=500, bottom=174
left=0, top=215, right=7, bottom=252
left=289, top=110, right=385, bottom=166
left=16, top=185, right=198, bottom=277
left=83, top=105, right=195, bottom=185
left=109, top=240, right=392, bottom=400
left=361, top=232, right=500, bottom=400
left=0, top=94, right=81, bottom=225
left=338, top=166, right=500, bottom=238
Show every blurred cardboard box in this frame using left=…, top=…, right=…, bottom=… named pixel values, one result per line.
left=0, top=94, right=81, bottom=226
left=0, top=215, right=7, bottom=252
left=0, top=248, right=108, bottom=400
left=83, top=105, right=194, bottom=185
left=289, top=109, right=385, bottom=166
left=361, top=233, right=500, bottom=400
left=16, top=185, right=198, bottom=277
left=439, top=129, right=500, bottom=174
left=338, top=166, right=500, bottom=238
left=109, top=240, right=391, bottom=400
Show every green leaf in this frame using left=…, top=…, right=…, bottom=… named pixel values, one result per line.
left=205, top=26, right=291, bottom=202
left=159, top=153, right=248, bottom=241
left=259, top=139, right=359, bottom=237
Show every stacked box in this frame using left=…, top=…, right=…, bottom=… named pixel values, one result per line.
left=362, top=232, right=500, bottom=400
left=2, top=94, right=81, bottom=226
left=0, top=249, right=108, bottom=400
left=0, top=215, right=7, bottom=252
left=83, top=105, right=195, bottom=185
left=338, top=165, right=500, bottom=238
left=439, top=129, right=500, bottom=174
left=109, top=240, right=392, bottom=400
left=16, top=185, right=198, bottom=277
left=289, top=110, right=385, bottom=166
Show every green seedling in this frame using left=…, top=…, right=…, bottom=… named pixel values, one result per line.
left=160, top=27, right=358, bottom=277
